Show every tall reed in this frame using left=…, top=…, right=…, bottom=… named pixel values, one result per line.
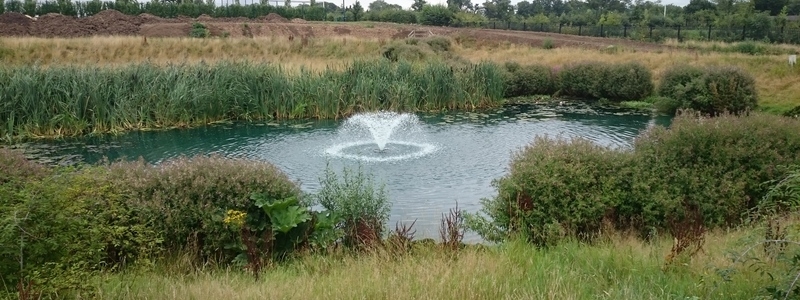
left=0, top=60, right=505, bottom=141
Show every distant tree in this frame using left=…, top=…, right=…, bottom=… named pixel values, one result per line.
left=352, top=0, right=364, bottom=20
left=483, top=0, right=513, bottom=20
left=420, top=4, right=454, bottom=25
left=448, top=0, right=473, bottom=11
left=369, top=0, right=403, bottom=11
left=685, top=0, right=716, bottom=14
left=754, top=0, right=787, bottom=15
left=412, top=0, right=427, bottom=11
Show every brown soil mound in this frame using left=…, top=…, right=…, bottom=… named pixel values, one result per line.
left=0, top=12, right=32, bottom=36
left=139, top=23, right=191, bottom=37
left=291, top=18, right=307, bottom=24
left=32, top=13, right=92, bottom=37
left=139, top=13, right=181, bottom=24
left=261, top=13, right=288, bottom=23
left=197, top=14, right=214, bottom=21
left=85, top=9, right=142, bottom=36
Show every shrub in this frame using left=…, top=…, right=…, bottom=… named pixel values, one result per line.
left=419, top=4, right=453, bottom=26
left=0, top=147, right=48, bottom=187
left=602, top=62, right=654, bottom=101
left=468, top=112, right=800, bottom=245
left=557, top=61, right=653, bottom=101
left=542, top=38, right=554, bottom=49
left=624, top=111, right=800, bottom=234
left=465, top=136, right=630, bottom=245
left=106, top=154, right=303, bottom=262
left=504, top=63, right=556, bottom=98
left=657, top=64, right=705, bottom=101
left=424, top=36, right=452, bottom=53
left=0, top=165, right=160, bottom=298
left=316, top=164, right=391, bottom=249
left=658, top=65, right=758, bottom=115
left=557, top=61, right=606, bottom=99
left=189, top=22, right=209, bottom=38
left=382, top=43, right=429, bottom=62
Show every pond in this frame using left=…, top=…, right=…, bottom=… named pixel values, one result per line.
left=18, top=102, right=671, bottom=241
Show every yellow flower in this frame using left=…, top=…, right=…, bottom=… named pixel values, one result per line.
left=223, top=209, right=247, bottom=227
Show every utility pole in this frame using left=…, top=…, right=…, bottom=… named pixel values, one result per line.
left=342, top=0, right=345, bottom=21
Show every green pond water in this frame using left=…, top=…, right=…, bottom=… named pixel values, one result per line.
left=18, top=103, right=671, bottom=241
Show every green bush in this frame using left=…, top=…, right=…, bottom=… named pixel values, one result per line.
left=465, top=137, right=629, bottom=245
left=424, top=36, right=452, bottom=53
left=316, top=164, right=391, bottom=248
left=557, top=62, right=606, bottom=100
left=0, top=148, right=48, bottom=186
left=0, top=165, right=161, bottom=298
left=625, top=111, right=800, bottom=233
left=189, top=22, right=210, bottom=38
left=504, top=63, right=556, bottom=98
left=468, top=112, right=800, bottom=245
left=602, top=62, right=654, bottom=101
left=419, top=4, right=453, bottom=26
left=658, top=65, right=758, bottom=115
left=106, top=155, right=303, bottom=261
left=557, top=61, right=653, bottom=101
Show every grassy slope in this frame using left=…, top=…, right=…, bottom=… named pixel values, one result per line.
left=95, top=226, right=788, bottom=300
left=1, top=36, right=797, bottom=113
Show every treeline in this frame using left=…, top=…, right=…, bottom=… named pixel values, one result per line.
left=3, top=0, right=800, bottom=43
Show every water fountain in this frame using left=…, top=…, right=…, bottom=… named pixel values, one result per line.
left=324, top=111, right=438, bottom=162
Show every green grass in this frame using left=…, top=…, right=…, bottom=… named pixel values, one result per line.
left=0, top=59, right=505, bottom=142
left=92, top=227, right=789, bottom=300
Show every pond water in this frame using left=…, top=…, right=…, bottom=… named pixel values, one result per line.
left=19, top=103, right=671, bottom=241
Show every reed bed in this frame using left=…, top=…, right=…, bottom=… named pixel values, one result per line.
left=0, top=60, right=505, bottom=141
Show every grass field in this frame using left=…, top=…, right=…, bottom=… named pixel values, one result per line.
left=1, top=36, right=797, bottom=114
left=93, top=222, right=794, bottom=300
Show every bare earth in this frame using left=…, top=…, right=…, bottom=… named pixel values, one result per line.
left=0, top=10, right=668, bottom=51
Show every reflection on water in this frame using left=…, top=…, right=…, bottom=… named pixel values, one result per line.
left=16, top=102, right=672, bottom=241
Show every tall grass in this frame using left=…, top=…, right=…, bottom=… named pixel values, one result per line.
left=0, top=60, right=505, bottom=141
left=91, top=228, right=782, bottom=299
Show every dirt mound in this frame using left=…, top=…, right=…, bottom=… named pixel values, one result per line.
left=291, top=18, right=307, bottom=24
left=0, top=12, right=32, bottom=24
left=140, top=23, right=191, bottom=37
left=85, top=9, right=142, bottom=35
left=0, top=12, right=32, bottom=36
left=197, top=14, right=214, bottom=22
left=139, top=13, right=181, bottom=24
left=32, top=13, right=92, bottom=37
left=261, top=13, right=288, bottom=23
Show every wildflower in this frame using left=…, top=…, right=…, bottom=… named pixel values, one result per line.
left=224, top=209, right=247, bottom=227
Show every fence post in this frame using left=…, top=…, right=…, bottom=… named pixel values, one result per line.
left=507, top=21, right=510, bottom=30
left=600, top=24, right=604, bottom=37
left=578, top=25, right=582, bottom=36
left=523, top=22, right=526, bottom=31
left=623, top=25, right=627, bottom=38
left=649, top=26, right=653, bottom=40
left=559, top=23, right=562, bottom=34
left=493, top=21, right=496, bottom=29
left=677, top=25, right=681, bottom=41
left=540, top=23, right=543, bottom=32
left=707, top=24, right=711, bottom=40
left=741, top=25, right=746, bottom=41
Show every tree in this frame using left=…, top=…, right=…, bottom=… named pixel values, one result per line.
left=754, top=0, right=787, bottom=15
left=412, top=0, right=427, bottom=11
left=369, top=0, right=402, bottom=11
left=483, top=0, right=513, bottom=20
left=420, top=4, right=455, bottom=25
left=351, top=1, right=364, bottom=20
left=685, top=0, right=716, bottom=14
left=448, top=0, right=473, bottom=11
